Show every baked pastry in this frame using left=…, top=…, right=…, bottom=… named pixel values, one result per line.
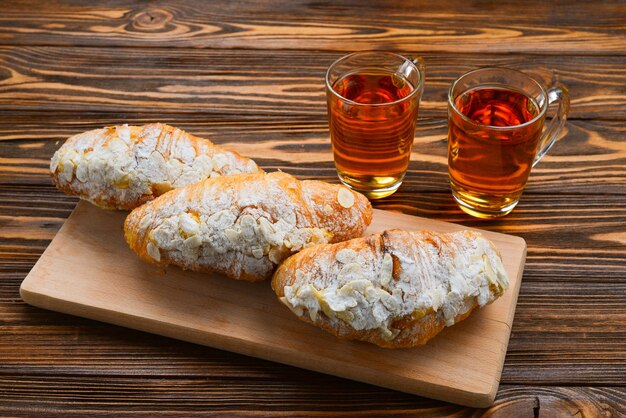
left=50, top=123, right=260, bottom=210
left=272, top=229, right=509, bottom=348
left=124, top=171, right=373, bottom=281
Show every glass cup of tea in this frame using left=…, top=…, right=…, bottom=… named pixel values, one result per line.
left=325, top=52, right=425, bottom=199
left=447, top=67, right=570, bottom=218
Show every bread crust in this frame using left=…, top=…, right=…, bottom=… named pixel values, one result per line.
left=272, top=229, right=509, bottom=348
left=124, top=171, right=373, bottom=281
left=50, top=123, right=260, bottom=210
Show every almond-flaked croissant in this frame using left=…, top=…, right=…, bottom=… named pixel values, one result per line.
left=124, top=171, right=373, bottom=282
left=50, top=123, right=260, bottom=210
left=272, top=229, right=509, bottom=348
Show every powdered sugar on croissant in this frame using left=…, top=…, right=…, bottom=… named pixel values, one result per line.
left=50, top=123, right=260, bottom=210
left=124, top=171, right=373, bottom=281
left=272, top=229, right=509, bottom=348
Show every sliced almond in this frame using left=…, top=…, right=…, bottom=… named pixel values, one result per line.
left=183, top=235, right=202, bottom=249
left=379, top=253, right=393, bottom=286
left=59, top=160, right=75, bottom=183
left=380, top=326, right=400, bottom=341
left=258, top=217, right=275, bottom=241
left=138, top=213, right=153, bottom=231
left=224, top=228, right=240, bottom=243
left=337, top=187, right=355, bottom=209
left=179, top=212, right=200, bottom=237
left=336, top=310, right=355, bottom=322
left=336, top=248, right=357, bottom=264
left=251, top=246, right=264, bottom=259
left=50, top=155, right=60, bottom=173
left=337, top=263, right=363, bottom=282
left=146, top=242, right=161, bottom=261
left=240, top=214, right=256, bottom=240
left=483, top=253, right=497, bottom=282
left=75, top=162, right=89, bottom=183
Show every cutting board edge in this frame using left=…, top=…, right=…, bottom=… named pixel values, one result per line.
left=19, top=279, right=498, bottom=408
left=486, top=241, right=527, bottom=403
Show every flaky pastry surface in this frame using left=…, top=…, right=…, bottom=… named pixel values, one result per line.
left=272, top=229, right=509, bottom=348
left=50, top=123, right=260, bottom=210
left=124, top=171, right=373, bottom=281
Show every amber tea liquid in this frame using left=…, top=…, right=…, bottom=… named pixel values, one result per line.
left=448, top=86, right=543, bottom=217
left=328, top=70, right=419, bottom=199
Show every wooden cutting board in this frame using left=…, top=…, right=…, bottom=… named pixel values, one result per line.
left=21, top=200, right=526, bottom=408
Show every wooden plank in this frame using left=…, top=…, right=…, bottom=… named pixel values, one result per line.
left=1, top=1, right=626, bottom=54
left=2, top=190, right=626, bottom=280
left=2, top=187, right=626, bottom=280
left=19, top=201, right=527, bottom=408
left=0, top=116, right=625, bottom=196
left=1, top=0, right=623, bottom=415
left=3, top=278, right=624, bottom=385
left=0, top=47, right=625, bottom=118
left=504, top=282, right=626, bottom=384
left=0, top=376, right=623, bottom=417
left=1, top=198, right=624, bottom=399
left=3, top=188, right=623, bottom=387
left=491, top=386, right=625, bottom=417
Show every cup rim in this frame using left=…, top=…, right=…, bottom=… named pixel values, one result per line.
left=447, top=67, right=549, bottom=131
left=325, top=51, right=425, bottom=107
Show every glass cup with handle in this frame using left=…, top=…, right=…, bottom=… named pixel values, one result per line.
left=447, top=67, right=570, bottom=218
left=325, top=51, right=425, bottom=199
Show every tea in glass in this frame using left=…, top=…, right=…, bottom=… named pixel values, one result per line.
left=326, top=52, right=425, bottom=199
left=447, top=68, right=570, bottom=218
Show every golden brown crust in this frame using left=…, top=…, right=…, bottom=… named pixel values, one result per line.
left=283, top=301, right=479, bottom=349
left=124, top=171, right=373, bottom=281
left=272, top=229, right=509, bottom=348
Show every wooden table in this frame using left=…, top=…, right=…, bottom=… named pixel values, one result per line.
left=1, top=1, right=624, bottom=416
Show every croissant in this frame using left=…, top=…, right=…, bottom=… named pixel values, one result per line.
left=272, top=229, right=509, bottom=348
left=50, top=123, right=260, bottom=210
left=124, top=171, right=373, bottom=281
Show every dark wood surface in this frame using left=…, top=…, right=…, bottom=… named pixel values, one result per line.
left=1, top=0, right=625, bottom=416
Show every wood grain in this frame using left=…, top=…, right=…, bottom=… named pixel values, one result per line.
left=0, top=376, right=623, bottom=417
left=0, top=47, right=625, bottom=118
left=3, top=192, right=626, bottom=270
left=1, top=1, right=626, bottom=54
left=2, top=0, right=625, bottom=414
left=2, top=109, right=624, bottom=395
left=1, top=115, right=625, bottom=196
left=3, top=279, right=624, bottom=385
left=2, top=185, right=626, bottom=283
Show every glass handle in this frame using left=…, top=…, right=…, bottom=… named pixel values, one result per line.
left=533, top=82, right=570, bottom=167
left=411, top=57, right=425, bottom=74
left=398, top=57, right=425, bottom=92
left=412, top=57, right=425, bottom=91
